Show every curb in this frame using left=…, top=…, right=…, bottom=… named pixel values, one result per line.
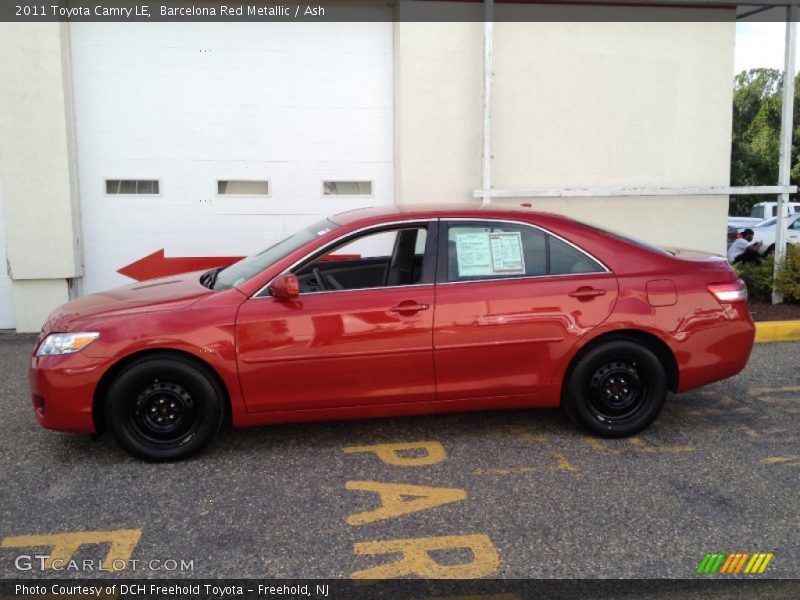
left=754, top=320, right=800, bottom=344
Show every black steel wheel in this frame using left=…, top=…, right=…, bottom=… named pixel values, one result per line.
left=105, top=355, right=225, bottom=462
left=562, top=339, right=667, bottom=437
left=130, top=380, right=198, bottom=442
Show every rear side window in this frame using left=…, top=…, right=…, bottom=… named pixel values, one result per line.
left=443, top=222, right=547, bottom=282
left=549, top=236, right=605, bottom=275
left=442, top=221, right=604, bottom=282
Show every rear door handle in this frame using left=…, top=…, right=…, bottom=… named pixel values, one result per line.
left=389, top=302, right=430, bottom=314
left=568, top=287, right=607, bottom=300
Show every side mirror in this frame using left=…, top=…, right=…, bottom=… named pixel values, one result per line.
left=269, top=273, right=299, bottom=299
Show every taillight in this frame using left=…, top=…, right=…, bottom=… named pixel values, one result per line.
left=708, top=280, right=748, bottom=303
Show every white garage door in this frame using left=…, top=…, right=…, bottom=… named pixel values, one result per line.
left=0, top=189, right=15, bottom=329
left=70, top=21, right=394, bottom=294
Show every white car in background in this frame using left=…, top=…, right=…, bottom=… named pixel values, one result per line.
left=747, top=214, right=800, bottom=255
left=728, top=201, right=800, bottom=229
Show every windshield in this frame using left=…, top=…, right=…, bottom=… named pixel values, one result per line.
left=755, top=217, right=777, bottom=228
left=212, top=219, right=339, bottom=290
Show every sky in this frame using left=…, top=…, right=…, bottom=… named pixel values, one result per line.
left=735, top=22, right=798, bottom=74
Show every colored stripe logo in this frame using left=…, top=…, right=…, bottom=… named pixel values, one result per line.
left=696, top=552, right=774, bottom=574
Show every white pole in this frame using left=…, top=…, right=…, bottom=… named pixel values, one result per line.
left=773, top=6, right=797, bottom=305
left=481, top=0, right=494, bottom=206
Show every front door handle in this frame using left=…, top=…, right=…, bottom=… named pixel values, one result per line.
left=389, top=301, right=430, bottom=315
left=568, top=287, right=607, bottom=301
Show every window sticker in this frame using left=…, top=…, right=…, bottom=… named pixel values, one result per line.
left=489, top=232, right=525, bottom=273
left=455, top=231, right=526, bottom=277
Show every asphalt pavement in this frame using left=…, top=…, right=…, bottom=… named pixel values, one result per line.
left=0, top=332, right=798, bottom=584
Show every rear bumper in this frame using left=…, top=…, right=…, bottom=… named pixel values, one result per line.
left=29, top=353, right=112, bottom=433
left=674, top=308, right=756, bottom=393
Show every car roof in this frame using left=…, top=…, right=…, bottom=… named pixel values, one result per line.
left=329, top=203, right=569, bottom=226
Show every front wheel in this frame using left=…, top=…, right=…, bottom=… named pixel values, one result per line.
left=104, top=356, right=225, bottom=461
left=562, top=340, right=667, bottom=437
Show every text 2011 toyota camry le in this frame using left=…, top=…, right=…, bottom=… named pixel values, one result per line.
left=30, top=206, right=755, bottom=461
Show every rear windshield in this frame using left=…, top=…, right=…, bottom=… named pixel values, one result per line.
left=570, top=219, right=671, bottom=256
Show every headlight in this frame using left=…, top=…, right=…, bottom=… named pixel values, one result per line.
left=36, top=332, right=100, bottom=356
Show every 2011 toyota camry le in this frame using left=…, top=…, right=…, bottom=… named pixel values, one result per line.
left=30, top=206, right=755, bottom=461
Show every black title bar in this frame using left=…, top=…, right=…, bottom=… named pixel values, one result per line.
left=2, top=0, right=797, bottom=22
left=2, top=578, right=799, bottom=599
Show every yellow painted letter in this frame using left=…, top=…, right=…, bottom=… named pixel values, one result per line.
left=344, top=441, right=446, bottom=466
left=351, top=534, right=500, bottom=579
left=1, top=529, right=142, bottom=571
left=346, top=481, right=467, bottom=525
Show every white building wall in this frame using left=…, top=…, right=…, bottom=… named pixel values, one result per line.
left=0, top=187, right=16, bottom=329
left=395, top=5, right=736, bottom=255
left=0, top=23, right=81, bottom=332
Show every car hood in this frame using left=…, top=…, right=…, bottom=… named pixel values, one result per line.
left=47, top=271, right=212, bottom=331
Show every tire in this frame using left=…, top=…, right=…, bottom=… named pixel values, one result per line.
left=562, top=339, right=667, bottom=438
left=765, top=244, right=775, bottom=257
left=104, top=355, right=224, bottom=462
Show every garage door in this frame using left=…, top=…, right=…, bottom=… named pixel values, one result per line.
left=70, top=21, right=394, bottom=294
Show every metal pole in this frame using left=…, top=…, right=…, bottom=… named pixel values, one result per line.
left=773, top=5, right=797, bottom=304
left=481, top=0, right=494, bottom=206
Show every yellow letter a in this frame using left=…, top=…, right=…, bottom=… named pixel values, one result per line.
left=346, top=481, right=466, bottom=525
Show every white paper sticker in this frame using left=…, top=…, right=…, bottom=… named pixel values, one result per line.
left=455, top=231, right=525, bottom=277
left=489, top=232, right=525, bottom=274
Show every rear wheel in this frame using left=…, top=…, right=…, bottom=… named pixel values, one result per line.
left=562, top=340, right=667, bottom=437
left=104, top=356, right=224, bottom=461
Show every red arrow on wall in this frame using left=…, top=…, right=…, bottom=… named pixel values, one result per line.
left=117, top=249, right=243, bottom=282
left=117, top=250, right=362, bottom=282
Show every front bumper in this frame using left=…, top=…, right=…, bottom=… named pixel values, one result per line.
left=29, top=352, right=113, bottom=433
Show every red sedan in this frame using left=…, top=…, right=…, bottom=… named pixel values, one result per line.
left=31, top=206, right=755, bottom=461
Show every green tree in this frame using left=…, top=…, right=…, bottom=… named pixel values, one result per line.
left=730, top=68, right=784, bottom=216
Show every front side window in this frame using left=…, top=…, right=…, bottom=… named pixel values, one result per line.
left=213, top=219, right=338, bottom=290
left=442, top=221, right=604, bottom=282
left=292, top=224, right=431, bottom=293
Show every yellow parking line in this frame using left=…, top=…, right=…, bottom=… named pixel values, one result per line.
left=749, top=385, right=800, bottom=396
left=552, top=451, right=579, bottom=473
left=760, top=456, right=800, bottom=466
